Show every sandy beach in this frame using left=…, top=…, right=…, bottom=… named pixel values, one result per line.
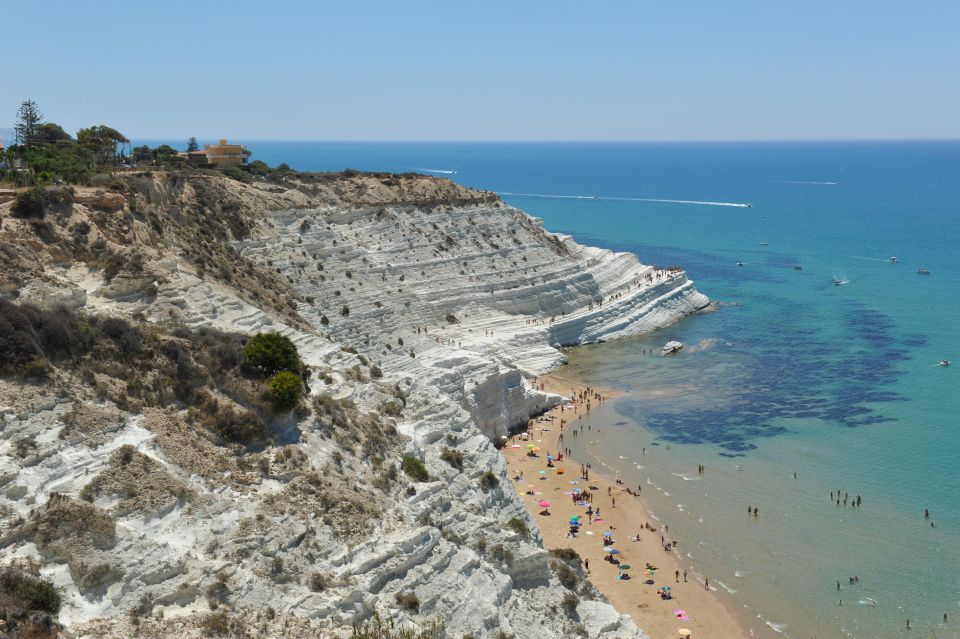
left=504, top=373, right=748, bottom=639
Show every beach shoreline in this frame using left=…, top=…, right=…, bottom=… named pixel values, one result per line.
left=504, top=372, right=748, bottom=639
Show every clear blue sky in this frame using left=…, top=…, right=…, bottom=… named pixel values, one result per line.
left=5, top=0, right=959, bottom=141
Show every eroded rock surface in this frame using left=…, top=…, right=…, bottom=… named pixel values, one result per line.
left=0, top=171, right=708, bottom=638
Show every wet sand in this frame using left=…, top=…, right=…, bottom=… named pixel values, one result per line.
left=503, top=373, right=748, bottom=639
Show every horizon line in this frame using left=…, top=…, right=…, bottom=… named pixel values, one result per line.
left=125, top=137, right=960, bottom=144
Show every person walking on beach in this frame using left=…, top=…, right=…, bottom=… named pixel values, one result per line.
left=675, top=569, right=680, bottom=582
left=705, top=578, right=709, bottom=590
left=683, top=570, right=687, bottom=582
left=837, top=580, right=841, bottom=591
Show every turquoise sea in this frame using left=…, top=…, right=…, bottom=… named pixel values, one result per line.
left=184, top=141, right=959, bottom=638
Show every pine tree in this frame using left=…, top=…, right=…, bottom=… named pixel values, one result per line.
left=14, top=100, right=44, bottom=147
left=187, top=136, right=199, bottom=152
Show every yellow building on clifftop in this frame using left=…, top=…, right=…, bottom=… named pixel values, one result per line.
left=201, top=139, right=250, bottom=167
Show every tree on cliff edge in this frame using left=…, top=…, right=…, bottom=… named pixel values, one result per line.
left=14, top=100, right=44, bottom=147
left=187, top=136, right=199, bottom=152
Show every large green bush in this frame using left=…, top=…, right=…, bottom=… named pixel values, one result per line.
left=241, top=332, right=304, bottom=378
left=11, top=186, right=74, bottom=219
left=266, top=370, right=303, bottom=412
left=0, top=566, right=63, bottom=613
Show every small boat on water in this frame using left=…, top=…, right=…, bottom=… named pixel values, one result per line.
left=793, top=265, right=802, bottom=271
left=759, top=241, right=768, bottom=246
left=833, top=276, right=849, bottom=286
left=889, top=256, right=898, bottom=263
left=917, top=268, right=930, bottom=274
left=938, top=360, right=950, bottom=367
left=736, top=261, right=743, bottom=267
left=661, top=341, right=684, bottom=356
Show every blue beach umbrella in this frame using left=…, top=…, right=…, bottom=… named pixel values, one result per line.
left=604, top=548, right=621, bottom=555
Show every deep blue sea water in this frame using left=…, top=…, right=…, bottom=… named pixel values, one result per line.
left=159, top=141, right=959, bottom=638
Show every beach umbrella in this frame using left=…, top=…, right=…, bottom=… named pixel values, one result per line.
left=572, top=487, right=582, bottom=493
left=538, top=470, right=547, bottom=475
left=602, top=531, right=613, bottom=538
left=604, top=548, right=621, bottom=555
left=547, top=455, right=555, bottom=461
left=618, top=564, right=631, bottom=571
left=678, top=630, right=692, bottom=638
left=526, top=444, right=536, bottom=449
left=511, top=444, right=521, bottom=449
left=537, top=500, right=551, bottom=508
left=673, top=610, right=686, bottom=616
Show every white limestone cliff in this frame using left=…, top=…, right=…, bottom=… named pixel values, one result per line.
left=0, top=173, right=709, bottom=638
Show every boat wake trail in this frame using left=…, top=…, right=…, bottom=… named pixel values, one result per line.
left=769, top=180, right=839, bottom=185
left=499, top=192, right=752, bottom=208
left=414, top=167, right=457, bottom=174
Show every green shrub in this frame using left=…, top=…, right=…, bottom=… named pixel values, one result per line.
left=378, top=400, right=402, bottom=417
left=221, top=166, right=250, bottom=183
left=11, top=187, right=48, bottom=219
left=201, top=611, right=230, bottom=635
left=267, top=370, right=303, bottom=412
left=479, top=470, right=499, bottom=492
left=440, top=447, right=464, bottom=470
left=308, top=571, right=328, bottom=592
left=12, top=186, right=74, bottom=219
left=0, top=566, right=62, bottom=613
left=394, top=591, right=420, bottom=612
left=207, top=407, right=267, bottom=445
left=401, top=455, right=429, bottom=482
left=241, top=332, right=304, bottom=378
left=549, top=548, right=581, bottom=563
left=351, top=613, right=445, bottom=639
left=506, top=517, right=529, bottom=539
